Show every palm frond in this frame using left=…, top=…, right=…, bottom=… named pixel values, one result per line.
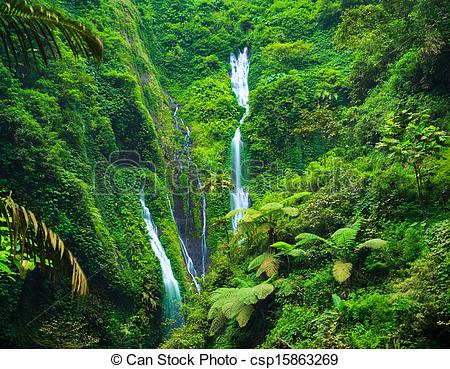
left=0, top=193, right=88, bottom=296
left=0, top=0, right=103, bottom=68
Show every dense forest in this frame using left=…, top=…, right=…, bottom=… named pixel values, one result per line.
left=0, top=0, right=449, bottom=349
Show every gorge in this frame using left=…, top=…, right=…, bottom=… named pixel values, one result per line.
left=0, top=0, right=448, bottom=350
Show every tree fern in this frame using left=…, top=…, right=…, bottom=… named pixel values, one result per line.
left=0, top=0, right=103, bottom=68
left=295, top=232, right=332, bottom=246
left=330, top=227, right=358, bottom=250
left=208, top=283, right=274, bottom=335
left=248, top=252, right=279, bottom=277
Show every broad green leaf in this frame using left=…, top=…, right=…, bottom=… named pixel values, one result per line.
left=248, top=254, right=265, bottom=271
left=356, top=238, right=388, bottom=250
left=0, top=261, right=14, bottom=274
left=270, top=241, right=294, bottom=252
left=332, top=293, right=342, bottom=309
left=332, top=260, right=352, bottom=283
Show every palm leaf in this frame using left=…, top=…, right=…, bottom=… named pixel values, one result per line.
left=0, top=193, right=88, bottom=296
left=0, top=0, right=103, bottom=68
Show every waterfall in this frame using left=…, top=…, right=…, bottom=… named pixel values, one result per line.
left=230, top=47, right=250, bottom=233
left=167, top=195, right=201, bottom=292
left=169, top=97, right=209, bottom=281
left=198, top=174, right=208, bottom=277
left=139, top=192, right=183, bottom=330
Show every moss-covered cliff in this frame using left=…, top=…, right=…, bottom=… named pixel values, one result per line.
left=0, top=0, right=193, bottom=348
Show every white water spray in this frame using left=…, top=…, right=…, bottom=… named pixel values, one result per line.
left=140, top=192, right=183, bottom=330
left=230, top=47, right=250, bottom=232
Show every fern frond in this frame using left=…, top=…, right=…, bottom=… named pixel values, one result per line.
left=225, top=207, right=253, bottom=219
left=236, top=305, right=254, bottom=327
left=331, top=227, right=358, bottom=249
left=248, top=253, right=265, bottom=271
left=209, top=312, right=227, bottom=336
left=260, top=202, right=283, bottom=213
left=295, top=232, right=332, bottom=246
left=207, top=283, right=274, bottom=334
left=256, top=253, right=279, bottom=277
left=252, top=283, right=274, bottom=299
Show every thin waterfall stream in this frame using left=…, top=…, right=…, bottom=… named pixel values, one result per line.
left=168, top=97, right=209, bottom=289
left=139, top=192, right=183, bottom=331
left=167, top=194, right=201, bottom=292
left=230, top=47, right=250, bottom=232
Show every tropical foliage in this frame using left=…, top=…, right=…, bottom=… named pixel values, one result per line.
left=0, top=0, right=448, bottom=350
left=0, top=193, right=88, bottom=296
left=0, top=0, right=103, bottom=67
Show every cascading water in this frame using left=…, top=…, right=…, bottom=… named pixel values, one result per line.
left=167, top=195, right=201, bottom=292
left=169, top=97, right=209, bottom=285
left=139, top=192, right=183, bottom=330
left=199, top=180, right=208, bottom=276
left=230, top=47, right=250, bottom=233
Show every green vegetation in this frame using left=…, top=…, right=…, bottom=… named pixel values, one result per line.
left=0, top=0, right=449, bottom=349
